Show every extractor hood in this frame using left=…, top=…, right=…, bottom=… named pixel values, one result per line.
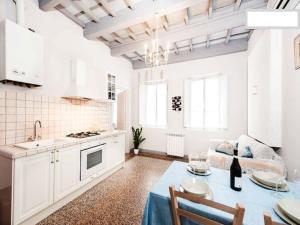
left=63, top=59, right=92, bottom=101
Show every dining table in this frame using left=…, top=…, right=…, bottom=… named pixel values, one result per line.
left=141, top=161, right=300, bottom=225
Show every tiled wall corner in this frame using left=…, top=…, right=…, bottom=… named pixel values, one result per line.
left=0, top=90, right=113, bottom=146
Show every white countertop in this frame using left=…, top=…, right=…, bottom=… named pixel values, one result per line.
left=0, top=130, right=126, bottom=159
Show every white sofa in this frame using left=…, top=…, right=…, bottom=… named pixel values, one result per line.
left=207, top=135, right=286, bottom=176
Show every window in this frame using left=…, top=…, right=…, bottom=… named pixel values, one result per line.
left=139, top=81, right=167, bottom=127
left=184, top=74, right=227, bottom=130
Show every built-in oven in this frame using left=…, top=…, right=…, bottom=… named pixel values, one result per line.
left=80, top=142, right=106, bottom=181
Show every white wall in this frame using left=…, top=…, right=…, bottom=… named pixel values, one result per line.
left=132, top=52, right=248, bottom=155
left=0, top=0, right=133, bottom=151
left=281, top=29, right=300, bottom=175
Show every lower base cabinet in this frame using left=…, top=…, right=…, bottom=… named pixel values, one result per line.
left=54, top=145, right=80, bottom=202
left=106, top=134, right=125, bottom=169
left=12, top=133, right=125, bottom=225
left=13, top=151, right=54, bottom=224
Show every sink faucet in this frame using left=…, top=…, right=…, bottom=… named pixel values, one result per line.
left=33, top=120, right=42, bottom=141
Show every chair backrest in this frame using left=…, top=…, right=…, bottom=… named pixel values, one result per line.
left=264, top=212, right=285, bottom=225
left=169, top=186, right=245, bottom=225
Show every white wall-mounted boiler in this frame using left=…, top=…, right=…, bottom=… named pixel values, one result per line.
left=0, top=19, right=44, bottom=87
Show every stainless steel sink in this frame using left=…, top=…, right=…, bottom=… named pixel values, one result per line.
left=14, top=139, right=66, bottom=150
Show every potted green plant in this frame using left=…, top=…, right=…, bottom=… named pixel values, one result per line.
left=132, top=126, right=146, bottom=155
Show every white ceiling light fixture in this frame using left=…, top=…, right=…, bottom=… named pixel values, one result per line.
left=247, top=10, right=299, bottom=28
left=144, top=0, right=170, bottom=67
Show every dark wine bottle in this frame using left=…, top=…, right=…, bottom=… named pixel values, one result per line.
left=230, top=146, right=242, bottom=191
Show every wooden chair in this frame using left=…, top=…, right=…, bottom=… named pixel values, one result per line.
left=264, top=212, right=285, bottom=225
left=169, top=186, right=245, bottom=225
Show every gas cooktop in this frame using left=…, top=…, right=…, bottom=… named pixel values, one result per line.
left=66, top=131, right=105, bottom=138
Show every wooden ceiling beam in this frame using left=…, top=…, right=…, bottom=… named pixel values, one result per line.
left=247, top=29, right=254, bottom=40
left=39, top=0, right=68, bottom=11
left=208, top=0, right=213, bottom=18
left=73, top=0, right=100, bottom=22
left=206, top=35, right=210, bottom=48
left=84, top=0, right=205, bottom=39
left=96, top=0, right=116, bottom=17
left=161, top=16, right=169, bottom=31
left=189, top=39, right=193, bottom=52
left=112, top=32, right=124, bottom=44
left=132, top=38, right=248, bottom=69
left=174, top=42, right=179, bottom=55
left=127, top=27, right=137, bottom=40
left=55, top=4, right=85, bottom=27
left=225, top=29, right=232, bottom=44
left=122, top=54, right=133, bottom=62
left=143, top=22, right=153, bottom=36
left=122, top=0, right=134, bottom=10
left=184, top=8, right=189, bottom=25
left=234, top=0, right=242, bottom=10
left=97, top=36, right=110, bottom=45
left=134, top=51, right=144, bottom=61
left=111, top=11, right=246, bottom=56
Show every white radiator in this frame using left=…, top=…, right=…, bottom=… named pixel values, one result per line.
left=166, top=133, right=185, bottom=157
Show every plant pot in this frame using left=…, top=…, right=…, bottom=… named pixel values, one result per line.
left=134, top=149, right=139, bottom=155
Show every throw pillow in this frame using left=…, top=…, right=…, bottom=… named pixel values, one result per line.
left=215, top=141, right=234, bottom=156
left=237, top=135, right=258, bottom=156
left=252, top=143, right=275, bottom=160
left=241, top=146, right=253, bottom=158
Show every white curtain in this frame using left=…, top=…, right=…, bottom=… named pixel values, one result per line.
left=139, top=70, right=167, bottom=127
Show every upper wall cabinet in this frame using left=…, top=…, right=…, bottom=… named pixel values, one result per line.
left=0, top=20, right=44, bottom=86
left=107, top=73, right=116, bottom=101
left=248, top=30, right=282, bottom=147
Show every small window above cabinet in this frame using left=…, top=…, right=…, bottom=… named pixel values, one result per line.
left=107, top=73, right=116, bottom=101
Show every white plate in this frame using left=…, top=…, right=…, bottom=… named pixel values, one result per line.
left=273, top=204, right=299, bottom=225
left=181, top=177, right=210, bottom=196
left=250, top=177, right=289, bottom=192
left=179, top=186, right=214, bottom=200
left=186, top=165, right=212, bottom=176
left=188, top=162, right=209, bottom=173
left=252, top=171, right=286, bottom=188
left=278, top=198, right=300, bottom=224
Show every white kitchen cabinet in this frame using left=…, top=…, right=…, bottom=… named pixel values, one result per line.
left=54, top=145, right=80, bottom=202
left=0, top=20, right=43, bottom=86
left=13, top=151, right=54, bottom=224
left=106, top=134, right=125, bottom=169
left=9, top=133, right=125, bottom=225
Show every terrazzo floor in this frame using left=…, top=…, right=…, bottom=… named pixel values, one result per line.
left=38, top=156, right=171, bottom=225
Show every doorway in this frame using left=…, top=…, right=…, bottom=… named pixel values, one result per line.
left=112, top=89, right=128, bottom=152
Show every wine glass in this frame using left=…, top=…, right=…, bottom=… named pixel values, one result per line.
left=188, top=153, right=200, bottom=173
left=291, top=169, right=300, bottom=198
left=273, top=167, right=288, bottom=199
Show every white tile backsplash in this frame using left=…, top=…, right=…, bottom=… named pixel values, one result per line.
left=0, top=91, right=112, bottom=145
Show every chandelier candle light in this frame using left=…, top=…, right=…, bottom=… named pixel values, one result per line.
left=144, top=1, right=170, bottom=67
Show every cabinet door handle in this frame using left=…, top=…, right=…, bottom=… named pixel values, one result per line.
left=56, top=150, right=59, bottom=162
left=51, top=150, right=55, bottom=163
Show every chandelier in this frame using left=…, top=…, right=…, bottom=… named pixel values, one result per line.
left=144, top=1, right=170, bottom=67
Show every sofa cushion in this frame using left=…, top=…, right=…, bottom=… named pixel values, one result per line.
left=215, top=141, right=234, bottom=156
left=237, top=135, right=258, bottom=156
left=252, top=143, right=276, bottom=160
left=241, top=146, right=253, bottom=158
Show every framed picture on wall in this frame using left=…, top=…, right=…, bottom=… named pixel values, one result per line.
left=294, top=34, right=300, bottom=70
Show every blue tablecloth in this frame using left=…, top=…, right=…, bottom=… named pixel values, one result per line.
left=142, top=161, right=299, bottom=225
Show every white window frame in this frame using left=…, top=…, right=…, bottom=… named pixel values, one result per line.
left=138, top=80, right=168, bottom=128
left=184, top=73, right=228, bottom=131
